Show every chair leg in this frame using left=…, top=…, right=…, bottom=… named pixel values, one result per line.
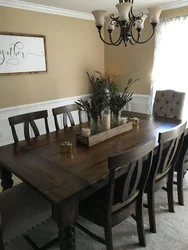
left=136, top=200, right=146, bottom=247
left=0, top=235, right=5, bottom=250
left=177, top=166, right=184, bottom=206
left=104, top=223, right=113, bottom=250
left=167, top=172, right=175, bottom=213
left=147, top=189, right=156, bottom=233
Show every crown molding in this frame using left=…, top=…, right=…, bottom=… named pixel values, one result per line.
left=0, top=0, right=187, bottom=20
left=162, top=0, right=188, bottom=10
left=0, top=0, right=94, bottom=20
left=135, top=0, right=188, bottom=14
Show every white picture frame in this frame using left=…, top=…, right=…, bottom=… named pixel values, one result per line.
left=0, top=33, right=47, bottom=75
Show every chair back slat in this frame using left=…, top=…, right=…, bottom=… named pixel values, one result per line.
left=10, top=125, right=19, bottom=143
left=121, top=159, right=142, bottom=202
left=162, top=138, right=179, bottom=173
left=30, top=120, right=40, bottom=137
left=44, top=117, right=50, bottom=134
left=107, top=138, right=155, bottom=214
left=54, top=114, right=60, bottom=131
left=23, top=121, right=31, bottom=140
left=63, top=113, right=68, bottom=128
left=122, top=163, right=134, bottom=202
left=9, top=110, right=49, bottom=143
left=52, top=104, right=83, bottom=130
left=67, top=112, right=75, bottom=127
left=130, top=159, right=143, bottom=197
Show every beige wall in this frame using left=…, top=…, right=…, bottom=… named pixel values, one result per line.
left=1, top=6, right=187, bottom=108
left=0, top=7, right=104, bottom=108
left=105, top=7, right=188, bottom=95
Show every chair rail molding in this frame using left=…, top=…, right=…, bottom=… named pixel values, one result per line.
left=0, top=94, right=149, bottom=146
left=0, top=0, right=94, bottom=20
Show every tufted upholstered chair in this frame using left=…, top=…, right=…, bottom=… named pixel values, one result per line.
left=0, top=183, right=56, bottom=250
left=152, top=90, right=185, bottom=119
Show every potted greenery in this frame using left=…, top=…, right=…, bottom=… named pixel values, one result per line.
left=108, top=78, right=139, bottom=120
left=75, top=72, right=107, bottom=124
left=75, top=69, right=138, bottom=127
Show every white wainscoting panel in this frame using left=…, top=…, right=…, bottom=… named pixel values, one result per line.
left=0, top=94, right=149, bottom=146
left=0, top=94, right=89, bottom=146
left=126, top=94, right=150, bottom=114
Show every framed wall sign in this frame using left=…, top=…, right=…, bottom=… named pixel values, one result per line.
left=0, top=32, right=47, bottom=75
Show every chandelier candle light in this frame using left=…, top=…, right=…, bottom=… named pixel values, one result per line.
left=92, top=0, right=163, bottom=46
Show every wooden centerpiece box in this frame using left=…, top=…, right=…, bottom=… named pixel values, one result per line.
left=76, top=121, right=133, bottom=147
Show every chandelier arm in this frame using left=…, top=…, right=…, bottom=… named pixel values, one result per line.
left=98, top=31, right=113, bottom=46
left=109, top=15, right=126, bottom=45
left=110, top=35, right=123, bottom=46
left=128, top=21, right=140, bottom=44
left=116, top=37, right=124, bottom=46
left=127, top=20, right=133, bottom=32
left=129, top=38, right=138, bottom=45
left=108, top=22, right=124, bottom=45
left=129, top=30, right=140, bottom=45
left=131, top=28, right=155, bottom=44
left=109, top=33, right=122, bottom=46
left=129, top=7, right=134, bottom=22
left=130, top=5, right=144, bottom=21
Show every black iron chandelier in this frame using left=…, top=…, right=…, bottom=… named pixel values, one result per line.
left=92, top=0, right=163, bottom=47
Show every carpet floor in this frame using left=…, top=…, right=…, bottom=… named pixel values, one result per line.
left=4, top=174, right=188, bottom=250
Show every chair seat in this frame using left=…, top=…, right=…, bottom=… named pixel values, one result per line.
left=0, top=183, right=52, bottom=244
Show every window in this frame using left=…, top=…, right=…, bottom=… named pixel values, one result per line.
left=150, top=15, right=188, bottom=119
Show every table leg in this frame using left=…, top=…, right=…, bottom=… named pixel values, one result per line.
left=59, top=225, right=75, bottom=250
left=0, top=167, right=13, bottom=191
left=53, top=198, right=78, bottom=250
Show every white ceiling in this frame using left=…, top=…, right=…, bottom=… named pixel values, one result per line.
left=18, top=0, right=187, bottom=14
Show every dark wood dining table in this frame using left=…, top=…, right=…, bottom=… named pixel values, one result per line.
left=0, top=111, right=185, bottom=250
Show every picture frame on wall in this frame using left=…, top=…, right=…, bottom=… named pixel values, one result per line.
left=0, top=32, right=47, bottom=75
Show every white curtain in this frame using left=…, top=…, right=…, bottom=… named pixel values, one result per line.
left=149, top=15, right=188, bottom=119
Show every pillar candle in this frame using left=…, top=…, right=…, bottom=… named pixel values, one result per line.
left=103, top=114, right=111, bottom=130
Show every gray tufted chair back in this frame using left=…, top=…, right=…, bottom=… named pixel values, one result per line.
left=153, top=90, right=185, bottom=119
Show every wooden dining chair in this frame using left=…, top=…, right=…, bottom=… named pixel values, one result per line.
left=5, top=110, right=56, bottom=248
left=174, top=133, right=188, bottom=205
left=76, top=138, right=155, bottom=250
left=144, top=122, right=187, bottom=233
left=0, top=182, right=58, bottom=250
left=9, top=110, right=49, bottom=143
left=52, top=104, right=83, bottom=130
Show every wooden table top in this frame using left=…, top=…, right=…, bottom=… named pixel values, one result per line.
left=0, top=112, right=183, bottom=205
